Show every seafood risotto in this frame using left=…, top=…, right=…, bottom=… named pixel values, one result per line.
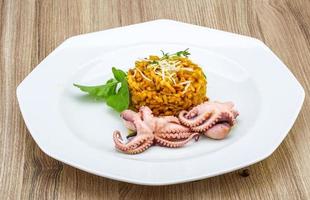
left=128, top=51, right=207, bottom=116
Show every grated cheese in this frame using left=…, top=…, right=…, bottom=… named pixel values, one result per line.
left=139, top=55, right=194, bottom=92
left=135, top=68, right=152, bottom=82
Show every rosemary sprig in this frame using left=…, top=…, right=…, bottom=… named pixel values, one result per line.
left=159, top=48, right=191, bottom=60
left=175, top=48, right=190, bottom=57
left=160, top=50, right=170, bottom=59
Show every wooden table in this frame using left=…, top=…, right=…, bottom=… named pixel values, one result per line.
left=1, top=0, right=310, bottom=199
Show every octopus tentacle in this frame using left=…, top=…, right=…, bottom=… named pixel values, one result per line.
left=155, top=132, right=195, bottom=139
left=223, top=112, right=235, bottom=126
left=179, top=111, right=212, bottom=127
left=113, top=131, right=135, bottom=151
left=114, top=107, right=157, bottom=154
left=154, top=133, right=200, bottom=148
left=157, top=123, right=191, bottom=133
left=185, top=107, right=199, bottom=118
left=191, top=113, right=221, bottom=132
left=232, top=110, right=239, bottom=118
left=126, top=138, right=154, bottom=154
left=192, top=112, right=235, bottom=132
left=113, top=131, right=154, bottom=153
left=161, top=116, right=180, bottom=124
left=221, top=102, right=239, bottom=119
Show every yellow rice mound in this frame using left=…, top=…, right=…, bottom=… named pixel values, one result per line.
left=127, top=54, right=207, bottom=116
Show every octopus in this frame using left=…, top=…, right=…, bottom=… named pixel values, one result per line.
left=113, top=106, right=200, bottom=154
left=113, top=101, right=239, bottom=154
left=178, top=101, right=239, bottom=139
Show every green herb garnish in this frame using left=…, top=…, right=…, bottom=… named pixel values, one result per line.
left=73, top=79, right=117, bottom=99
left=160, top=50, right=169, bottom=59
left=106, top=79, right=129, bottom=112
left=159, top=48, right=191, bottom=60
left=112, top=67, right=127, bottom=82
left=126, top=130, right=137, bottom=139
left=175, top=48, right=190, bottom=57
left=149, top=60, right=159, bottom=65
left=74, top=67, right=130, bottom=112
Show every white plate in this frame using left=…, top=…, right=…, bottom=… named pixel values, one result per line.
left=17, top=19, right=305, bottom=185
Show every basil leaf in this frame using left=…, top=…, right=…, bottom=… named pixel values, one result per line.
left=112, top=67, right=126, bottom=82
left=106, top=78, right=115, bottom=84
left=100, top=79, right=118, bottom=97
left=74, top=67, right=130, bottom=112
left=73, top=79, right=118, bottom=99
left=106, top=79, right=129, bottom=112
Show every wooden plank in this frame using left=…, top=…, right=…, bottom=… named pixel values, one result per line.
left=1, top=0, right=309, bottom=199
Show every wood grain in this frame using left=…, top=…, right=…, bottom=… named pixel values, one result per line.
left=1, top=0, right=310, bottom=199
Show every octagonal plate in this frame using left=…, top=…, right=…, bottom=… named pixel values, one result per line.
left=17, top=19, right=305, bottom=185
